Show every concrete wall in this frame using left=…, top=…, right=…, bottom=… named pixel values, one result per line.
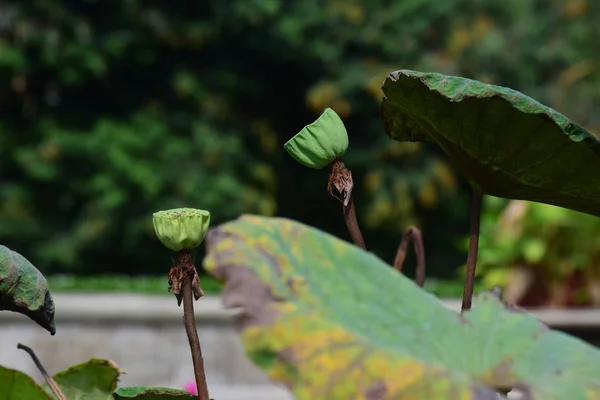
left=1, top=293, right=600, bottom=399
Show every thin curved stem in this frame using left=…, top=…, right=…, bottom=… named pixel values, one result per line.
left=176, top=250, right=210, bottom=400
left=393, top=226, right=426, bottom=286
left=18, top=343, right=66, bottom=400
left=461, top=190, right=483, bottom=312
left=343, top=197, right=366, bottom=249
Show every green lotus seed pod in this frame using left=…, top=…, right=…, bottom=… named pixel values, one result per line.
left=152, top=208, right=211, bottom=252
left=284, top=108, right=349, bottom=169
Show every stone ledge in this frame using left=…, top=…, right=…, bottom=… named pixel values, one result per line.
left=0, top=294, right=235, bottom=324
left=1, top=293, right=599, bottom=328
left=204, top=385, right=293, bottom=400
left=442, top=299, right=600, bottom=328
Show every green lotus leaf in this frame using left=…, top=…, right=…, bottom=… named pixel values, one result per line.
left=381, top=69, right=600, bottom=217
left=152, top=208, right=211, bottom=252
left=112, top=386, right=196, bottom=399
left=42, top=359, right=123, bottom=400
left=284, top=107, right=349, bottom=169
left=0, top=366, right=52, bottom=400
left=204, top=215, right=600, bottom=399
left=0, top=245, right=56, bottom=335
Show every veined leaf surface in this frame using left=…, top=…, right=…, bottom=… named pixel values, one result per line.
left=381, top=70, right=600, bottom=217
left=0, top=245, right=56, bottom=335
left=204, top=215, right=600, bottom=399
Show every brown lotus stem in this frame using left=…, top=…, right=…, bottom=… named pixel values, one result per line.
left=393, top=226, right=426, bottom=287
left=17, top=343, right=67, bottom=400
left=461, top=190, right=483, bottom=312
left=328, top=159, right=366, bottom=249
left=176, top=250, right=210, bottom=400
left=343, top=197, right=366, bottom=249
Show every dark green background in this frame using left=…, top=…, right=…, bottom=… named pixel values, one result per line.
left=1, top=0, right=599, bottom=282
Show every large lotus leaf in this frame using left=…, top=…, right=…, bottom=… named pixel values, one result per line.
left=0, top=245, right=56, bottom=335
left=112, top=386, right=196, bottom=399
left=0, top=366, right=51, bottom=400
left=203, top=215, right=600, bottom=399
left=43, top=359, right=123, bottom=400
left=381, top=70, right=600, bottom=217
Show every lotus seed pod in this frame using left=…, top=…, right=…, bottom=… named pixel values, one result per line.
left=284, top=108, right=349, bottom=169
left=152, top=208, right=211, bottom=252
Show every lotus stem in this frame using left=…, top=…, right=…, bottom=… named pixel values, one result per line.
left=17, top=343, right=67, bottom=400
left=393, top=226, right=426, bottom=286
left=328, top=160, right=366, bottom=249
left=343, top=197, right=366, bottom=249
left=461, top=190, right=483, bottom=312
left=176, top=250, right=210, bottom=400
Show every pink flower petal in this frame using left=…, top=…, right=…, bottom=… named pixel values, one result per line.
left=184, top=380, right=198, bottom=395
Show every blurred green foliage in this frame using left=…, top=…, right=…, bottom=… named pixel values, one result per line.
left=478, top=198, right=600, bottom=276
left=46, top=274, right=472, bottom=299
left=46, top=274, right=222, bottom=294
left=1, top=0, right=599, bottom=280
left=474, top=197, right=600, bottom=306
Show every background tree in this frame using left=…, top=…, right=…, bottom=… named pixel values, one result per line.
left=0, top=0, right=599, bottom=285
